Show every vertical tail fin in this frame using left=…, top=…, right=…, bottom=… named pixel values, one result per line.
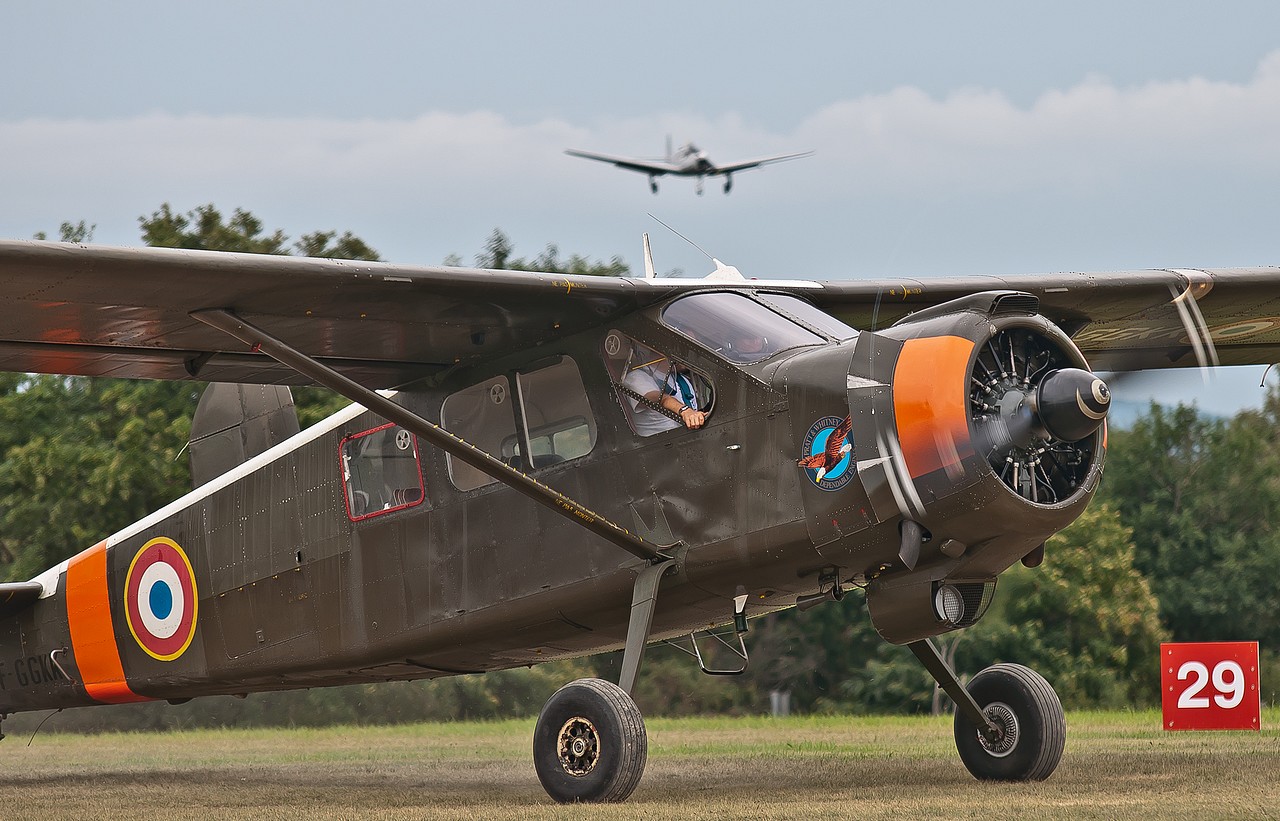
left=188, top=384, right=300, bottom=487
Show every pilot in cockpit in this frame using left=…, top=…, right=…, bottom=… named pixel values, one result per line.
left=621, top=345, right=707, bottom=436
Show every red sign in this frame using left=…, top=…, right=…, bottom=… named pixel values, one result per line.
left=1161, top=642, right=1261, bottom=731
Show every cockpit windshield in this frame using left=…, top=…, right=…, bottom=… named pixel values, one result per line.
left=661, top=292, right=826, bottom=364
left=756, top=293, right=859, bottom=340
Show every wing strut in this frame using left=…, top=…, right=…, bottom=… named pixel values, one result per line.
left=190, top=309, right=672, bottom=564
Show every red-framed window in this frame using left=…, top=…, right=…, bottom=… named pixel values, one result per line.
left=339, top=423, right=426, bottom=521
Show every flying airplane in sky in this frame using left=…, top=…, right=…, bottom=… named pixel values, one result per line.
left=0, top=239, right=1267, bottom=803
left=565, top=137, right=813, bottom=194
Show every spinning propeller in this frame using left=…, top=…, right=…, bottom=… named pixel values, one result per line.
left=970, top=328, right=1110, bottom=504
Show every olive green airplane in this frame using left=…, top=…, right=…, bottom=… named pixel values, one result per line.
left=0, top=239, right=1272, bottom=802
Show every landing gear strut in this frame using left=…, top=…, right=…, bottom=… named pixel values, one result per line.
left=910, top=640, right=1064, bottom=781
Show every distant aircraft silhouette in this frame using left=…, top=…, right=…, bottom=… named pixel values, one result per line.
left=566, top=137, right=813, bottom=194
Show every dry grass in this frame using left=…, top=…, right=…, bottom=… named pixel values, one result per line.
left=1, top=710, right=1277, bottom=819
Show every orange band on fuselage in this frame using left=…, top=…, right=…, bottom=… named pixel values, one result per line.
left=65, top=541, right=149, bottom=703
left=893, top=335, right=976, bottom=479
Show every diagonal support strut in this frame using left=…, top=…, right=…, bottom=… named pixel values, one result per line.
left=909, top=638, right=999, bottom=734
left=191, top=308, right=671, bottom=564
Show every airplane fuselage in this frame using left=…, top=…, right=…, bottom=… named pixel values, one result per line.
left=0, top=289, right=1100, bottom=717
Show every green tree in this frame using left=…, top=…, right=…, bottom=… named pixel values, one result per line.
left=0, top=377, right=197, bottom=580
left=140, top=203, right=289, bottom=254
left=475, top=227, right=513, bottom=269
left=737, top=589, right=916, bottom=712
left=139, top=203, right=383, bottom=261
left=293, top=230, right=381, bottom=261
left=34, top=220, right=95, bottom=243
left=468, top=228, right=628, bottom=276
left=1100, top=397, right=1280, bottom=649
left=962, top=503, right=1168, bottom=707
left=717, top=504, right=1167, bottom=715
left=0, top=205, right=380, bottom=582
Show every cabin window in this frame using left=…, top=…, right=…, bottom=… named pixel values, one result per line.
left=756, top=293, right=858, bottom=340
left=602, top=331, right=715, bottom=437
left=442, top=375, right=518, bottom=491
left=661, top=292, right=824, bottom=364
left=503, top=356, right=597, bottom=468
left=340, top=423, right=426, bottom=521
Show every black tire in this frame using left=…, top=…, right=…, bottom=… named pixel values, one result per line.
left=533, top=678, right=648, bottom=803
left=953, top=663, right=1065, bottom=781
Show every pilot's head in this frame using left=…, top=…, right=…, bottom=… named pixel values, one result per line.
left=726, top=330, right=767, bottom=358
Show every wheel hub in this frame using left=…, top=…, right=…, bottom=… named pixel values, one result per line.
left=978, top=701, right=1019, bottom=758
left=556, top=716, right=601, bottom=777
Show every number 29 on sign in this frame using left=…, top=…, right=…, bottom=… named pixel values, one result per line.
left=1161, top=642, right=1261, bottom=731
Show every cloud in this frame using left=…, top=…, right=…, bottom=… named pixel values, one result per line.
left=2, top=51, right=1278, bottom=272
left=796, top=51, right=1280, bottom=195
left=5, top=51, right=1276, bottom=202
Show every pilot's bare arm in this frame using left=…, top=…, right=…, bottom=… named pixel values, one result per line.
left=642, top=389, right=706, bottom=430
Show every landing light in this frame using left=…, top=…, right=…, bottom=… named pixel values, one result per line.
left=934, top=584, right=965, bottom=625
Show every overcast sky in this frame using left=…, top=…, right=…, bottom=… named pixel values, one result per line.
left=3, top=1, right=1279, bottom=414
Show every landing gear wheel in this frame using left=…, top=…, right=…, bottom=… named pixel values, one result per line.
left=533, top=678, right=647, bottom=803
left=954, top=663, right=1064, bottom=781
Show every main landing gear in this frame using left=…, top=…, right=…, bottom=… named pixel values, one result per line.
left=533, top=559, right=675, bottom=803
left=953, top=663, right=1065, bottom=780
left=911, top=641, right=1065, bottom=781
left=533, top=678, right=648, bottom=803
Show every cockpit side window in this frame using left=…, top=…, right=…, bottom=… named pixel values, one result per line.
left=661, top=292, right=825, bottom=364
left=602, top=331, right=715, bottom=437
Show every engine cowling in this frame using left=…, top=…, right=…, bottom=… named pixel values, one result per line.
left=859, top=295, right=1109, bottom=644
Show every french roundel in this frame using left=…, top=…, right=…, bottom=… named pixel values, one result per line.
left=125, top=537, right=198, bottom=661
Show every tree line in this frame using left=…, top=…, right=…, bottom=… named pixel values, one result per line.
left=4, top=205, right=1276, bottom=732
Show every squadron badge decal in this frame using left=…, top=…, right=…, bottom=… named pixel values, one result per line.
left=798, top=415, right=855, bottom=491
left=125, top=537, right=198, bottom=661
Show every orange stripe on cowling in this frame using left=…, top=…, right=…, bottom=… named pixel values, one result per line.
left=65, top=541, right=150, bottom=704
left=892, top=335, right=976, bottom=479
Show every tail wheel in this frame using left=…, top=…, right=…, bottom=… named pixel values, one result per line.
left=533, top=678, right=647, bottom=803
left=954, top=663, right=1065, bottom=781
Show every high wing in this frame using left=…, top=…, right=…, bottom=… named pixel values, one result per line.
left=1, top=240, right=1279, bottom=386
left=0, top=240, right=706, bottom=387
left=564, top=149, right=683, bottom=177
left=801, top=268, right=1280, bottom=371
left=709, top=150, right=815, bottom=176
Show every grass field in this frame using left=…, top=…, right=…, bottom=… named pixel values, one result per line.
left=2, top=710, right=1277, bottom=819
